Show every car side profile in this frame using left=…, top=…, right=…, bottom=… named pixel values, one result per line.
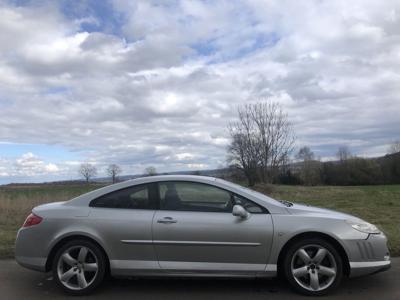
left=15, top=175, right=390, bottom=296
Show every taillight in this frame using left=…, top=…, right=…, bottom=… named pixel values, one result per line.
left=22, top=213, right=43, bottom=227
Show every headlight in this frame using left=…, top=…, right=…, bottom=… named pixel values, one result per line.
left=346, top=219, right=381, bottom=234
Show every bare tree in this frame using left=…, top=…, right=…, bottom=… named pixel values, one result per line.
left=296, top=146, right=321, bottom=185
left=228, top=101, right=295, bottom=186
left=388, top=140, right=400, bottom=154
left=251, top=102, right=295, bottom=183
left=79, top=163, right=97, bottom=183
left=296, top=146, right=315, bottom=161
left=144, top=166, right=157, bottom=176
left=336, top=146, right=351, bottom=162
left=107, top=164, right=122, bottom=183
left=228, top=107, right=262, bottom=186
left=227, top=132, right=260, bottom=186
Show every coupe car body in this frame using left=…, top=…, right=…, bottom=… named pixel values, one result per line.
left=15, top=175, right=390, bottom=295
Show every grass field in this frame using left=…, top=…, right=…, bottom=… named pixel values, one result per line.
left=0, top=183, right=399, bottom=258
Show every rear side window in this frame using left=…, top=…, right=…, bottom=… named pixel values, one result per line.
left=90, top=184, right=156, bottom=209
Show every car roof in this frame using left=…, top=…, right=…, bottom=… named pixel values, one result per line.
left=129, top=174, right=218, bottom=183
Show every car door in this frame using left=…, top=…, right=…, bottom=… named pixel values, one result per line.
left=152, top=181, right=273, bottom=274
left=89, top=183, right=160, bottom=273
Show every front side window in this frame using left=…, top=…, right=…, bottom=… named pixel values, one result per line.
left=232, top=194, right=265, bottom=213
left=159, top=181, right=232, bottom=212
left=90, top=184, right=155, bottom=209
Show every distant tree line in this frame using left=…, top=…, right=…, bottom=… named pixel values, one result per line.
left=282, top=143, right=400, bottom=186
left=228, top=141, right=400, bottom=186
left=227, top=101, right=400, bottom=186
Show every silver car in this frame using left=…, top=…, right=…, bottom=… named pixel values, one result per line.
left=15, top=175, right=390, bottom=296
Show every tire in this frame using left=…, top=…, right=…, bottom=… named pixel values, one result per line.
left=52, top=239, right=107, bottom=295
left=283, top=238, right=343, bottom=296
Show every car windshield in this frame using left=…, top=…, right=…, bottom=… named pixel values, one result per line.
left=215, top=178, right=293, bottom=207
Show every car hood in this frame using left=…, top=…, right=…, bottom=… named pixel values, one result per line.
left=286, top=202, right=362, bottom=221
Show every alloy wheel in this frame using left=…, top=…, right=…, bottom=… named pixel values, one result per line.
left=56, top=245, right=99, bottom=290
left=290, top=244, right=337, bottom=292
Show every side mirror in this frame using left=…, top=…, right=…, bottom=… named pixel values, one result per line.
left=232, top=205, right=250, bottom=219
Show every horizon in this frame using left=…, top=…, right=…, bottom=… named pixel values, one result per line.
left=1, top=0, right=400, bottom=184
left=2, top=151, right=397, bottom=186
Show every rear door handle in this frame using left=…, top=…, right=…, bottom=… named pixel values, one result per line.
left=157, top=217, right=177, bottom=224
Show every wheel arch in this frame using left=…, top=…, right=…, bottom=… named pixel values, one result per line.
left=276, top=231, right=350, bottom=277
left=45, top=234, right=110, bottom=273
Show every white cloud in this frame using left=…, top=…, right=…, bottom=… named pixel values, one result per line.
left=175, top=153, right=195, bottom=161
left=45, top=163, right=60, bottom=173
left=187, top=163, right=208, bottom=169
left=0, top=152, right=78, bottom=182
left=0, top=158, right=9, bottom=177
left=13, top=152, right=61, bottom=177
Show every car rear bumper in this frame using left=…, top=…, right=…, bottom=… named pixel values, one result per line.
left=15, top=227, right=47, bottom=272
left=15, top=255, right=47, bottom=272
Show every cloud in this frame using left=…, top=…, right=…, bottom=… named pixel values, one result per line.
left=14, top=152, right=60, bottom=176
left=45, top=163, right=60, bottom=173
left=0, top=0, right=400, bottom=182
left=0, top=152, right=62, bottom=182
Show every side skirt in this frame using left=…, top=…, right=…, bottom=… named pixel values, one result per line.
left=110, top=260, right=277, bottom=278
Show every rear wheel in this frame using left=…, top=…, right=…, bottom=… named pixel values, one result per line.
left=52, top=239, right=106, bottom=295
left=283, top=238, right=343, bottom=296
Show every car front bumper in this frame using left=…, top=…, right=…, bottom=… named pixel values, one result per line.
left=344, top=232, right=391, bottom=277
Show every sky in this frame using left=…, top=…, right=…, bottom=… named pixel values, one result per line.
left=0, top=0, right=399, bottom=184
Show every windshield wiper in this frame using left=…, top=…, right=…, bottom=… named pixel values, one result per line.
left=279, top=200, right=293, bottom=207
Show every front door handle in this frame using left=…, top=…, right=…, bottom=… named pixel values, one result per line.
left=157, top=217, right=177, bottom=224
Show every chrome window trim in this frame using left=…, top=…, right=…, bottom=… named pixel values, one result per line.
left=121, top=240, right=261, bottom=247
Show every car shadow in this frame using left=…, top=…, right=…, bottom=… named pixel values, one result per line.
left=28, top=270, right=392, bottom=299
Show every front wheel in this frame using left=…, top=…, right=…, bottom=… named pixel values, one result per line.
left=283, top=238, right=343, bottom=296
left=52, top=239, right=106, bottom=295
